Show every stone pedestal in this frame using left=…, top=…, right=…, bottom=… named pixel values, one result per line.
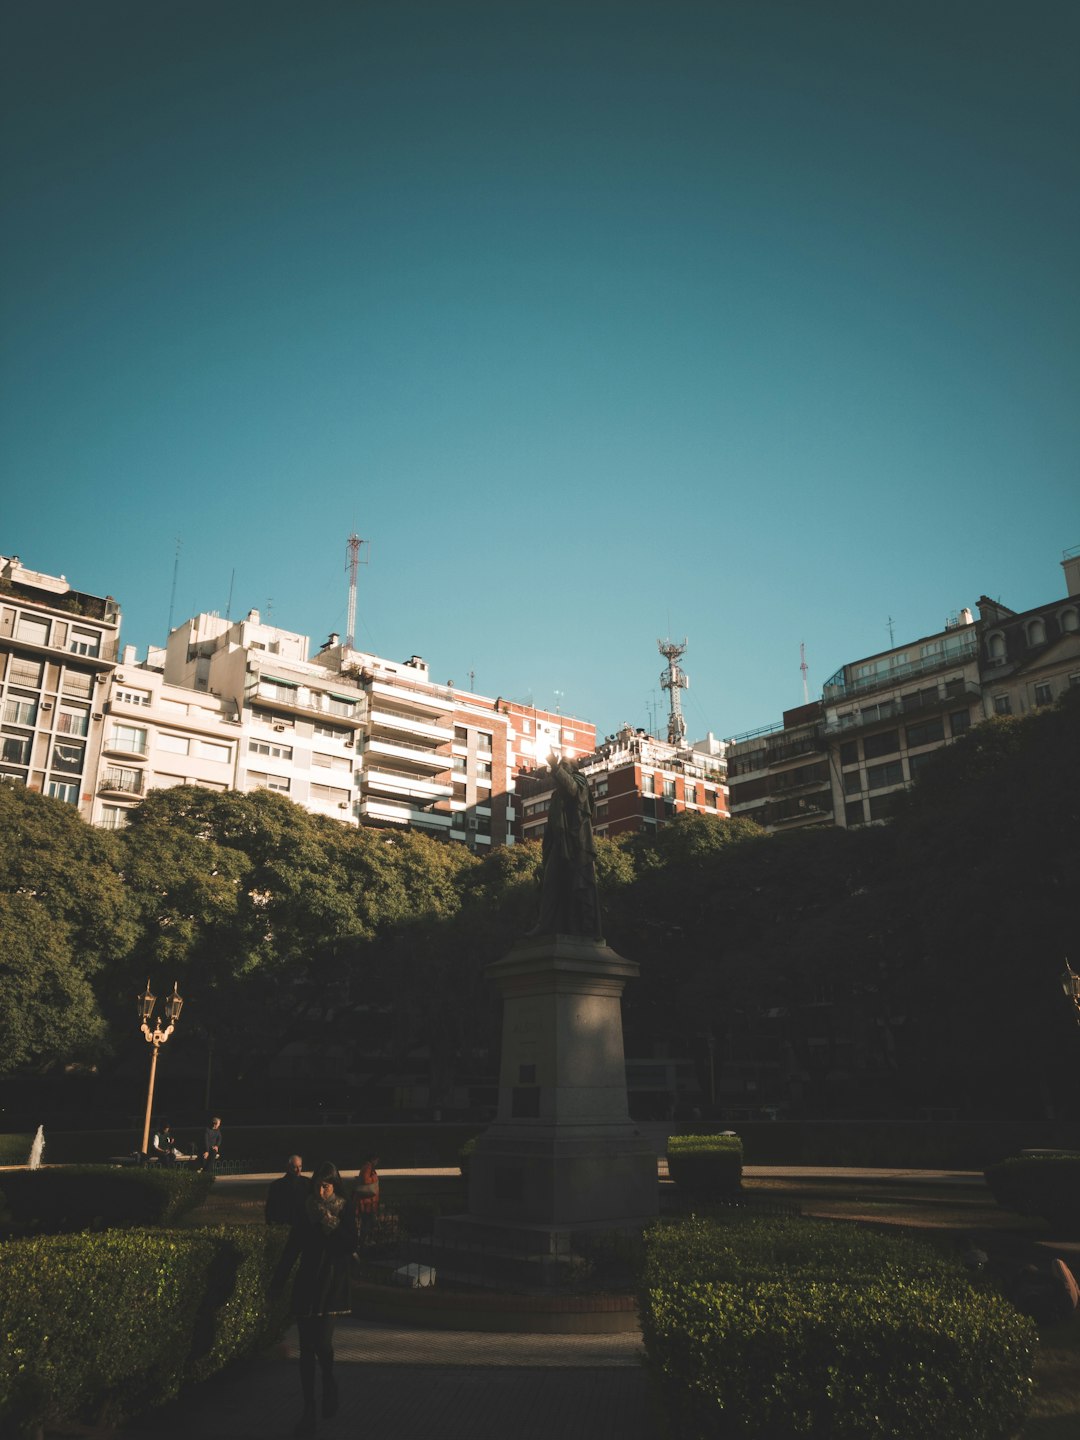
left=462, top=934, right=658, bottom=1230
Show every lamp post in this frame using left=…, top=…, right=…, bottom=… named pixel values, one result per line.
left=137, top=980, right=184, bottom=1159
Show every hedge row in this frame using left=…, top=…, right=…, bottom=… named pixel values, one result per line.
left=985, top=1154, right=1080, bottom=1234
left=639, top=1215, right=1036, bottom=1440
left=0, top=1166, right=214, bottom=1236
left=666, top=1134, right=743, bottom=1198
left=0, top=1133, right=33, bottom=1166
left=0, top=1225, right=288, bottom=1438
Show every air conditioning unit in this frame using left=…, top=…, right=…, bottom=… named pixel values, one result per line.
left=344, top=739, right=354, bottom=748
left=40, top=700, right=52, bottom=711
left=274, top=724, right=286, bottom=732
left=92, top=712, right=103, bottom=721
left=338, top=801, right=350, bottom=810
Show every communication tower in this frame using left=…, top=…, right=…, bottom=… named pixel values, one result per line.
left=658, top=637, right=689, bottom=746
left=344, top=532, right=369, bottom=651
left=800, top=642, right=809, bottom=704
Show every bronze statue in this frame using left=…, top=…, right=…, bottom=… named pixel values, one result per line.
left=527, top=755, right=602, bottom=939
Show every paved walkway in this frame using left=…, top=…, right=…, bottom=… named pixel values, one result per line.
left=123, top=1319, right=656, bottom=1440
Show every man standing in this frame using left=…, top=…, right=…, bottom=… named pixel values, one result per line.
left=528, top=753, right=602, bottom=939
left=266, top=1154, right=306, bottom=1225
left=201, top=1115, right=223, bottom=1172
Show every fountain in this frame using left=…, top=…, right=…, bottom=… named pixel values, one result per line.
left=27, top=1125, right=45, bottom=1170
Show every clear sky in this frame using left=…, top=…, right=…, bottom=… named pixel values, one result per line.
left=3, top=1, right=1078, bottom=742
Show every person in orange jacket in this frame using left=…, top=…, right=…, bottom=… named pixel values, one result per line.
left=353, top=1153, right=379, bottom=1246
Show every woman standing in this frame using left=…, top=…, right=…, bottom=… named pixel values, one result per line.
left=271, top=1161, right=357, bottom=1437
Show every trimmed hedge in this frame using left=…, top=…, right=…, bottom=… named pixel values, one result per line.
left=666, top=1133, right=743, bottom=1198
left=0, top=1165, right=214, bottom=1236
left=639, top=1215, right=1036, bottom=1440
left=0, top=1133, right=33, bottom=1165
left=985, top=1154, right=1080, bottom=1234
left=0, top=1225, right=288, bottom=1438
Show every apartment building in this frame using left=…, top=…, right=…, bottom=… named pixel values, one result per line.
left=726, top=701, right=833, bottom=831
left=977, top=547, right=1080, bottom=719
left=93, top=650, right=242, bottom=828
left=0, top=555, right=121, bottom=820
left=518, top=723, right=728, bottom=843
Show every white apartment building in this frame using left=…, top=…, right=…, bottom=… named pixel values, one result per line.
left=0, top=555, right=121, bottom=820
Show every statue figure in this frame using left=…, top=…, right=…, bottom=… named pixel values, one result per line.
left=527, top=754, right=602, bottom=939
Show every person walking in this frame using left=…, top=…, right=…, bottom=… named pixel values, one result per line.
left=271, top=1161, right=357, bottom=1437
left=266, top=1154, right=307, bottom=1226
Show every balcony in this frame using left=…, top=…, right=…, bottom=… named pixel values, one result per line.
left=358, top=797, right=452, bottom=830
left=826, top=679, right=982, bottom=733
left=824, top=638, right=978, bottom=702
left=766, top=766, right=830, bottom=797
left=103, top=730, right=149, bottom=758
left=369, top=707, right=454, bottom=746
left=99, top=767, right=146, bottom=797
left=364, top=735, right=451, bottom=773
left=764, top=794, right=833, bottom=827
left=764, top=731, right=825, bottom=766
left=251, top=679, right=363, bottom=727
left=362, top=767, right=453, bottom=804
left=368, top=679, right=450, bottom=718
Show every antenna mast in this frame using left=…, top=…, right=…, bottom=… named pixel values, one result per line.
left=800, top=641, right=809, bottom=704
left=344, top=532, right=369, bottom=650
left=658, top=637, right=689, bottom=746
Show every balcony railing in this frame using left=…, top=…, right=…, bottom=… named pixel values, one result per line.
left=825, top=679, right=982, bottom=733
left=99, top=768, right=145, bottom=796
left=824, top=638, right=978, bottom=702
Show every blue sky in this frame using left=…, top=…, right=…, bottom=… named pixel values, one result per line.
left=3, top=1, right=1078, bottom=741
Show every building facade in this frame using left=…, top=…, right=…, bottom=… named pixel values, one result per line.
left=518, top=723, right=728, bottom=844
left=726, top=701, right=833, bottom=831
left=0, top=555, right=121, bottom=820
left=977, top=548, right=1080, bottom=720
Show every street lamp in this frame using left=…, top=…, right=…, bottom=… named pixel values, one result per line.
left=137, top=980, right=184, bottom=1159
left=1062, top=961, right=1080, bottom=1026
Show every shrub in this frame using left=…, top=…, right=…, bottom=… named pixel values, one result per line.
left=0, top=1166, right=214, bottom=1236
left=0, top=1226, right=288, bottom=1437
left=638, top=1215, right=1036, bottom=1440
left=985, top=1155, right=1080, bottom=1235
left=666, top=1133, right=743, bottom=1198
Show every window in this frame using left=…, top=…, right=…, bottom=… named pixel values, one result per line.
left=863, top=729, right=900, bottom=761
left=454, top=726, right=468, bottom=743
left=1026, top=619, right=1047, bottom=647
left=1, top=733, right=31, bottom=765
left=62, top=669, right=93, bottom=698
left=197, top=740, right=231, bottom=763
left=905, top=717, right=944, bottom=749
left=844, top=799, right=866, bottom=827
left=683, top=783, right=696, bottom=806
left=114, top=686, right=151, bottom=707
left=987, top=632, right=1006, bottom=660
left=314, top=721, right=348, bottom=740
left=99, top=805, right=129, bottom=830
left=843, top=769, right=863, bottom=794
left=477, top=761, right=492, bottom=781
left=1034, top=683, right=1053, bottom=707
left=9, top=657, right=44, bottom=687
left=839, top=740, right=858, bottom=767
left=3, top=692, right=37, bottom=726
left=641, top=774, right=655, bottom=795
left=252, top=708, right=294, bottom=730
left=642, top=795, right=656, bottom=817
left=907, top=750, right=937, bottom=781
left=595, top=801, right=608, bottom=820
left=867, top=760, right=904, bottom=791
left=868, top=792, right=897, bottom=821
left=51, top=741, right=85, bottom=774
left=15, top=614, right=50, bottom=646
left=326, top=697, right=355, bottom=717
left=993, top=695, right=1011, bottom=716
left=69, top=626, right=100, bottom=657
left=57, top=703, right=89, bottom=736
left=949, top=710, right=971, bottom=736
left=258, top=680, right=296, bottom=701
left=313, top=752, right=350, bottom=772
left=477, top=731, right=492, bottom=753
left=47, top=779, right=79, bottom=804
left=1061, top=608, right=1079, bottom=634
left=110, top=723, right=147, bottom=753
left=452, top=754, right=467, bottom=773
left=310, top=782, right=350, bottom=805
left=249, top=739, right=292, bottom=760
left=248, top=770, right=290, bottom=792
left=158, top=733, right=190, bottom=755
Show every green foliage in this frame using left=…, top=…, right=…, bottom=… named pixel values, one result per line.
left=0, top=1166, right=214, bottom=1236
left=0, top=1225, right=287, bottom=1437
left=0, top=1133, right=33, bottom=1165
left=639, top=1214, right=1036, bottom=1440
left=666, top=1133, right=743, bottom=1196
left=985, top=1155, right=1080, bottom=1235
